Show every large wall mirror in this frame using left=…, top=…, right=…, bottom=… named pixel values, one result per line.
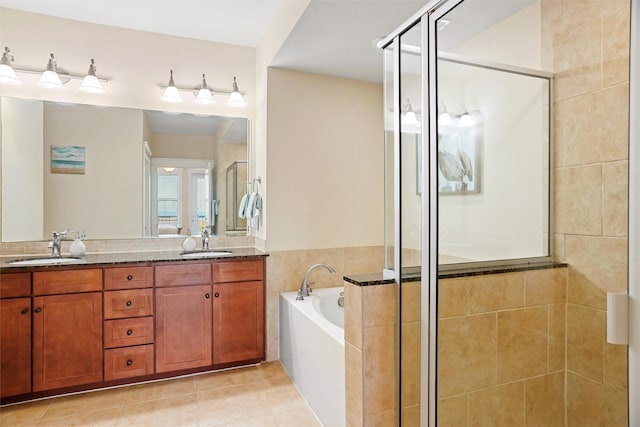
left=0, top=96, right=248, bottom=242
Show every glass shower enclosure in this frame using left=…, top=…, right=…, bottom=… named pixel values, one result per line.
left=381, top=0, right=633, bottom=425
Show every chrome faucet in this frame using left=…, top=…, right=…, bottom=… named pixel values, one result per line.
left=296, top=263, right=336, bottom=300
left=49, top=230, right=68, bottom=257
left=202, top=228, right=209, bottom=250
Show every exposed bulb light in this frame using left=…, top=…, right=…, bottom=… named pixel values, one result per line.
left=195, top=73, right=215, bottom=105
left=0, top=46, right=20, bottom=86
left=161, top=69, right=183, bottom=103
left=38, top=53, right=63, bottom=89
left=459, top=112, right=474, bottom=127
left=79, top=59, right=104, bottom=93
left=227, top=76, right=247, bottom=107
left=163, top=167, right=176, bottom=173
left=437, top=19, right=452, bottom=31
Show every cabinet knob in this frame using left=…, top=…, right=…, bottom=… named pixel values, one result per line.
left=34, top=307, right=42, bottom=313
left=127, top=329, right=133, bottom=336
left=126, top=359, right=133, bottom=366
left=205, top=293, right=211, bottom=299
left=214, top=292, right=220, bottom=298
left=126, top=301, right=132, bottom=307
left=127, top=275, right=133, bottom=281
left=20, top=308, right=29, bottom=315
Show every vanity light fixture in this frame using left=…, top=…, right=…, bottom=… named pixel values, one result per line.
left=0, top=47, right=20, bottom=86
left=161, top=70, right=183, bottom=103
left=195, top=74, right=215, bottom=105
left=227, top=76, right=247, bottom=107
left=79, top=59, right=104, bottom=93
left=0, top=48, right=109, bottom=91
left=38, top=53, right=63, bottom=89
left=159, top=74, right=248, bottom=107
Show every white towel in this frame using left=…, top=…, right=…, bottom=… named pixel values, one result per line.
left=238, top=193, right=249, bottom=219
left=246, top=192, right=257, bottom=218
left=246, top=192, right=262, bottom=229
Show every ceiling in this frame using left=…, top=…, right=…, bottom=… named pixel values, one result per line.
left=145, top=110, right=247, bottom=143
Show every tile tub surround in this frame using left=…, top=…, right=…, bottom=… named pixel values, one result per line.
left=0, top=361, right=321, bottom=426
left=265, top=245, right=384, bottom=361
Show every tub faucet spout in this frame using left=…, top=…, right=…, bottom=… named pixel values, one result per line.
left=296, top=263, right=336, bottom=300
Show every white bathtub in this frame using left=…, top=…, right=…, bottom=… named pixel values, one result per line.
left=279, top=287, right=345, bottom=427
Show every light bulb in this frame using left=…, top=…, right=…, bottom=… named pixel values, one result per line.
left=0, top=47, right=20, bottom=85
left=38, top=53, right=63, bottom=89
left=195, top=74, right=215, bottom=105
left=161, top=70, right=183, bottom=103
left=79, top=59, right=104, bottom=93
left=227, top=76, right=247, bottom=107
left=438, top=112, right=452, bottom=125
left=459, top=113, right=474, bottom=127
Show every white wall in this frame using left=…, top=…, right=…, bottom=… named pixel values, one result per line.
left=266, top=68, right=384, bottom=251
left=1, top=97, right=44, bottom=241
left=43, top=103, right=143, bottom=239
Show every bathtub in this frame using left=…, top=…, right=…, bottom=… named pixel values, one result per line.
left=279, top=286, right=345, bottom=427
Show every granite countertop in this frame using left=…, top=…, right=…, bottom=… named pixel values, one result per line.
left=0, top=247, right=268, bottom=272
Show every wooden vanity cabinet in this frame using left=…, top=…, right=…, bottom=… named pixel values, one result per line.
left=155, top=263, right=213, bottom=373
left=103, top=266, right=154, bottom=381
left=32, top=269, right=103, bottom=392
left=212, top=259, right=265, bottom=365
left=0, top=273, right=31, bottom=399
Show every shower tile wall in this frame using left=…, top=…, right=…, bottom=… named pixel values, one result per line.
left=265, top=246, right=384, bottom=361
left=543, top=0, right=630, bottom=424
left=437, top=268, right=567, bottom=426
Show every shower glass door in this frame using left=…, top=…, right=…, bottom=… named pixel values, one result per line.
left=382, top=0, right=632, bottom=425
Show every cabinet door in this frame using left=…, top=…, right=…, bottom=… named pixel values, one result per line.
left=155, top=285, right=212, bottom=373
left=32, top=293, right=103, bottom=392
left=213, top=281, right=264, bottom=365
left=0, top=298, right=31, bottom=397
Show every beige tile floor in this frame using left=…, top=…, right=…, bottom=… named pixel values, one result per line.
left=0, top=362, right=322, bottom=426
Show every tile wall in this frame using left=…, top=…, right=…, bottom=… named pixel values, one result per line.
left=437, top=268, right=567, bottom=426
left=543, top=0, right=631, bottom=424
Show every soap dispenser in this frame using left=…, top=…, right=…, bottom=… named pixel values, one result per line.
left=182, top=231, right=196, bottom=252
left=69, top=231, right=86, bottom=257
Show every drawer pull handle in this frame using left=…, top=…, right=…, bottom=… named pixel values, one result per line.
left=205, top=293, right=211, bottom=299
left=34, top=307, right=42, bottom=313
left=126, top=359, right=133, bottom=366
left=127, top=275, right=133, bottom=281
left=127, top=329, right=133, bottom=336
left=126, top=301, right=132, bottom=307
left=214, top=292, right=220, bottom=298
left=21, top=308, right=29, bottom=315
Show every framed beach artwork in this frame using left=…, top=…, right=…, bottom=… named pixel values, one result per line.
left=51, top=146, right=86, bottom=175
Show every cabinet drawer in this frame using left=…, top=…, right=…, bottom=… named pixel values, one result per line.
left=0, top=273, right=30, bottom=298
left=104, top=266, right=153, bottom=290
left=155, top=263, right=211, bottom=287
left=213, top=259, right=264, bottom=283
left=33, top=269, right=102, bottom=295
left=104, top=345, right=154, bottom=381
left=104, top=289, right=153, bottom=319
left=104, top=317, right=154, bottom=349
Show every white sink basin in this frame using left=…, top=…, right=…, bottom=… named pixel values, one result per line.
left=9, top=257, right=82, bottom=266
left=181, top=251, right=233, bottom=259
